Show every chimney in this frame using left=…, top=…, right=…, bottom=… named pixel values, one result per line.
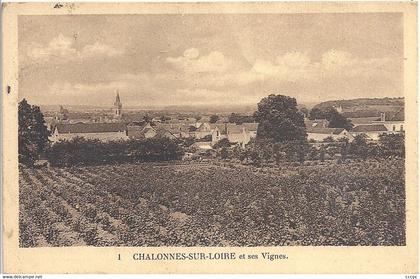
left=380, top=112, right=386, bottom=122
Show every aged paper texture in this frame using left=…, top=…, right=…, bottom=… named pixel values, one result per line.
left=2, top=2, right=418, bottom=274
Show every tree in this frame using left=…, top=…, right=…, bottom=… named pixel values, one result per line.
left=378, top=133, right=405, bottom=157
left=143, top=114, right=152, bottom=123
left=322, top=136, right=335, bottom=143
left=299, top=107, right=309, bottom=118
left=319, top=146, right=326, bottom=162
left=310, top=106, right=353, bottom=130
left=19, top=99, right=37, bottom=166
left=349, top=134, right=369, bottom=160
left=273, top=143, right=286, bottom=164
left=213, top=138, right=231, bottom=149
left=328, top=111, right=353, bottom=130
left=160, top=115, right=171, bottom=122
left=18, top=99, right=50, bottom=166
left=209, top=114, right=219, bottom=123
left=307, top=146, right=319, bottom=161
left=46, top=137, right=184, bottom=167
left=309, top=107, right=326, bottom=120
left=228, top=113, right=255, bottom=125
left=228, top=113, right=239, bottom=123
left=198, top=134, right=212, bottom=142
left=254, top=94, right=306, bottom=143
left=182, top=137, right=196, bottom=147
left=340, top=144, right=349, bottom=161
left=219, top=147, right=229, bottom=159
left=31, top=105, right=50, bottom=154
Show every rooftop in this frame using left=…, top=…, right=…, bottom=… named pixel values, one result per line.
left=351, top=124, right=388, bottom=132
left=307, top=127, right=345, bottom=135
left=56, top=123, right=127, bottom=134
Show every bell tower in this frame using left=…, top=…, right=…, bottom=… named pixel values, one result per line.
left=113, top=90, right=122, bottom=119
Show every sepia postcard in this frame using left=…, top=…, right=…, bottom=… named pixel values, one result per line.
left=1, top=2, right=418, bottom=274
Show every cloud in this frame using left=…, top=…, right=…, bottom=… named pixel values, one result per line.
left=40, top=47, right=399, bottom=107
left=250, top=52, right=317, bottom=82
left=26, top=33, right=123, bottom=62
left=45, top=73, right=163, bottom=106
left=167, top=48, right=232, bottom=74
left=183, top=48, right=200, bottom=59
left=165, top=48, right=394, bottom=91
left=80, top=42, right=123, bottom=58
left=249, top=49, right=393, bottom=82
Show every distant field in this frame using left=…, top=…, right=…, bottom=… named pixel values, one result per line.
left=19, top=159, right=405, bottom=247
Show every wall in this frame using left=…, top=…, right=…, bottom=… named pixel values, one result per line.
left=383, top=122, right=405, bottom=132
left=351, top=131, right=389, bottom=141
left=307, top=133, right=352, bottom=142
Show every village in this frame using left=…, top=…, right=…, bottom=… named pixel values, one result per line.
left=14, top=10, right=410, bottom=252
left=44, top=91, right=405, bottom=159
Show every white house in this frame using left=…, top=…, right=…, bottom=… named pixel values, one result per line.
left=307, top=127, right=354, bottom=142
left=350, top=124, right=390, bottom=141
left=211, top=123, right=257, bottom=147
left=242, top=123, right=259, bottom=138
left=195, top=123, right=213, bottom=139
left=371, top=109, right=405, bottom=133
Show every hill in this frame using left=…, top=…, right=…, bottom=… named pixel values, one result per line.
left=313, top=97, right=404, bottom=118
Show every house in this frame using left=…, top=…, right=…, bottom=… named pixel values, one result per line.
left=349, top=109, right=404, bottom=140
left=211, top=123, right=255, bottom=147
left=127, top=123, right=157, bottom=139
left=350, top=124, right=389, bottom=141
left=191, top=141, right=215, bottom=157
left=305, top=119, right=329, bottom=129
left=155, top=126, right=178, bottom=140
left=192, top=141, right=213, bottom=150
left=50, top=122, right=128, bottom=143
left=371, top=109, right=405, bottom=132
left=157, top=123, right=192, bottom=138
left=242, top=123, right=259, bottom=138
left=349, top=117, right=379, bottom=125
left=307, top=127, right=353, bottom=142
left=195, top=123, right=213, bottom=139
left=128, top=122, right=180, bottom=140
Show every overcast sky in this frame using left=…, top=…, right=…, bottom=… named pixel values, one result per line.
left=18, top=13, right=403, bottom=107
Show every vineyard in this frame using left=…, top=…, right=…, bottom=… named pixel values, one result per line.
left=19, top=158, right=405, bottom=247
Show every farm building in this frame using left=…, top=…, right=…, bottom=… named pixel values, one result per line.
left=127, top=123, right=157, bottom=139
left=371, top=109, right=405, bottom=132
left=127, top=123, right=178, bottom=140
left=242, top=123, right=259, bottom=138
left=350, top=124, right=389, bottom=140
left=304, top=119, right=329, bottom=129
left=211, top=123, right=256, bottom=147
left=50, top=122, right=128, bottom=143
left=307, top=127, right=353, bottom=142
left=156, top=123, right=192, bottom=138
left=195, top=123, right=213, bottom=139
left=192, top=141, right=213, bottom=150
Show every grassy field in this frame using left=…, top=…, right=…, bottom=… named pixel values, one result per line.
left=19, top=158, right=405, bottom=247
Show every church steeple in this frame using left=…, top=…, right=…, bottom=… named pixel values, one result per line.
left=113, top=90, right=122, bottom=119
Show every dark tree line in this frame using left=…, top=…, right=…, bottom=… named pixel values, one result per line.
left=228, top=113, right=255, bottom=125
left=46, top=137, right=184, bottom=167
left=226, top=133, right=405, bottom=166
